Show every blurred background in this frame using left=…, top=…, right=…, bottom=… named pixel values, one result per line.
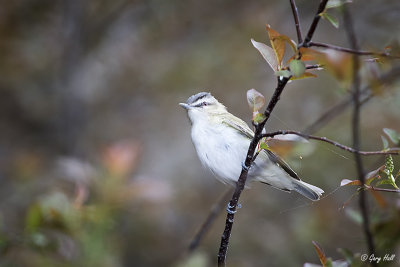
left=0, top=0, right=399, bottom=266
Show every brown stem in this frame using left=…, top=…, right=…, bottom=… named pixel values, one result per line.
left=302, top=0, right=329, bottom=46
left=289, top=0, right=303, bottom=44
left=217, top=77, right=289, bottom=266
left=261, top=130, right=399, bottom=156
left=368, top=186, right=400, bottom=193
left=309, top=41, right=398, bottom=58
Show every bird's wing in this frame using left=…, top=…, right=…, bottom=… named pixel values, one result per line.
left=220, top=114, right=300, bottom=181
left=221, top=116, right=254, bottom=139
left=263, top=149, right=300, bottom=180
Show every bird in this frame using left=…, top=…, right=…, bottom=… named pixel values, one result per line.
left=179, top=92, right=324, bottom=201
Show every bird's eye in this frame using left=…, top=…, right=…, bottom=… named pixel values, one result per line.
left=193, top=102, right=209, bottom=108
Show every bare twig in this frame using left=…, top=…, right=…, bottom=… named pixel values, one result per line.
left=217, top=77, right=289, bottom=266
left=368, top=186, right=400, bottom=193
left=302, top=0, right=329, bottom=46
left=188, top=188, right=233, bottom=252
left=289, top=0, right=303, bottom=44
left=343, top=4, right=377, bottom=264
left=261, top=130, right=399, bottom=156
left=309, top=41, right=399, bottom=58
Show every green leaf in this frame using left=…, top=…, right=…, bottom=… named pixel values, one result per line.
left=381, top=136, right=389, bottom=150
left=274, top=70, right=292, bottom=78
left=258, top=138, right=270, bottom=151
left=326, top=0, right=352, bottom=9
left=383, top=128, right=400, bottom=145
left=253, top=112, right=266, bottom=124
left=321, top=11, right=339, bottom=29
left=25, top=204, right=42, bottom=233
left=246, top=89, right=265, bottom=113
left=289, top=59, right=306, bottom=77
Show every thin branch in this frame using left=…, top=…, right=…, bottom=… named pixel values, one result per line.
left=343, top=3, right=377, bottom=264
left=368, top=186, right=400, bottom=193
left=309, top=41, right=399, bottom=58
left=289, top=0, right=303, bottom=44
left=188, top=188, right=233, bottom=252
left=302, top=0, right=329, bottom=46
left=306, top=64, right=323, bottom=70
left=217, top=77, right=289, bottom=266
left=261, top=130, right=399, bottom=155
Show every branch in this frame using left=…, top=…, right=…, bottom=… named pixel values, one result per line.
left=261, top=130, right=399, bottom=156
left=343, top=4, right=377, bottom=264
left=217, top=77, right=289, bottom=266
left=289, top=0, right=303, bottom=44
left=368, top=186, right=400, bottom=193
left=302, top=0, right=329, bottom=46
left=309, top=41, right=399, bottom=58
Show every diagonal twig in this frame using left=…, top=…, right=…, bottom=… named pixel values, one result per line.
left=261, top=130, right=399, bottom=156
left=289, top=0, right=303, bottom=44
left=302, top=0, right=329, bottom=46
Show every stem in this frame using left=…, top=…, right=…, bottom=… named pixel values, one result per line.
left=289, top=0, right=303, bottom=44
left=309, top=41, right=398, bottom=58
left=217, top=77, right=289, bottom=266
left=368, top=186, right=400, bottom=193
left=343, top=4, right=377, bottom=264
left=261, top=130, right=399, bottom=156
left=302, top=0, right=329, bottom=46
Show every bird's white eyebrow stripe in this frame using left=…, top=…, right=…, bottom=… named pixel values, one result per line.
left=188, top=92, right=209, bottom=104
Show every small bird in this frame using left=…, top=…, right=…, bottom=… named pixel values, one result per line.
left=179, top=92, right=324, bottom=201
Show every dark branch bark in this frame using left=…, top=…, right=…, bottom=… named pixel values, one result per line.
left=289, top=0, right=303, bottom=44
left=343, top=4, right=377, bottom=265
left=309, top=41, right=399, bottom=58
left=302, top=0, right=329, bottom=46
left=217, top=77, right=289, bottom=266
left=261, top=130, right=399, bottom=156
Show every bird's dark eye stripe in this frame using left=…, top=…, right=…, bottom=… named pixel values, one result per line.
left=193, top=101, right=208, bottom=107
left=188, top=92, right=209, bottom=104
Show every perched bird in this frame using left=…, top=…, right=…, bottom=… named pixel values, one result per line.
left=179, top=92, right=324, bottom=201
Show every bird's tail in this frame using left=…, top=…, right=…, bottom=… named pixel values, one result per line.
left=292, top=180, right=324, bottom=201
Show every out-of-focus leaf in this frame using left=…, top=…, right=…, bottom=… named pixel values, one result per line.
left=274, top=70, right=292, bottom=78
left=337, top=248, right=355, bottom=265
left=290, top=72, right=317, bottom=80
left=25, top=204, right=42, bottom=233
left=383, top=128, right=400, bottom=145
left=340, top=179, right=362, bottom=186
left=365, top=165, right=385, bottom=185
left=251, top=39, right=278, bottom=71
left=299, top=47, right=318, bottom=61
left=31, top=232, right=48, bottom=248
left=321, top=11, right=339, bottom=29
left=246, top=89, right=265, bottom=113
left=289, top=59, right=306, bottom=77
left=381, top=136, right=389, bottom=150
left=266, top=24, right=286, bottom=68
left=368, top=189, right=387, bottom=208
left=345, top=208, right=363, bottom=225
left=312, top=241, right=327, bottom=266
left=326, top=0, right=352, bottom=9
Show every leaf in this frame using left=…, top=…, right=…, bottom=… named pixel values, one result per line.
left=299, top=47, right=318, bottom=61
left=368, top=189, right=387, bottom=208
left=312, top=241, right=327, bottom=266
left=290, top=72, right=317, bottom=80
left=246, top=89, right=265, bottom=112
left=383, top=128, right=400, bottom=145
left=320, top=11, right=339, bottom=29
left=381, top=136, right=389, bottom=150
left=266, top=24, right=286, bottom=68
left=274, top=70, right=292, bottom=78
left=253, top=112, right=266, bottom=124
left=251, top=39, right=278, bottom=71
left=289, top=59, right=306, bottom=77
left=326, top=0, right=352, bottom=9
left=340, top=179, right=362, bottom=186
left=258, top=138, right=270, bottom=151
left=365, top=165, right=385, bottom=185
left=25, top=204, right=42, bottom=233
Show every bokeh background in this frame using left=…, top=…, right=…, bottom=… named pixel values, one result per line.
left=1, top=0, right=400, bottom=266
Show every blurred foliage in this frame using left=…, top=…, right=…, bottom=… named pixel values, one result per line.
left=0, top=0, right=399, bottom=266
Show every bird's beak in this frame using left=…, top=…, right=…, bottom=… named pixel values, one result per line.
left=179, top=103, right=190, bottom=109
